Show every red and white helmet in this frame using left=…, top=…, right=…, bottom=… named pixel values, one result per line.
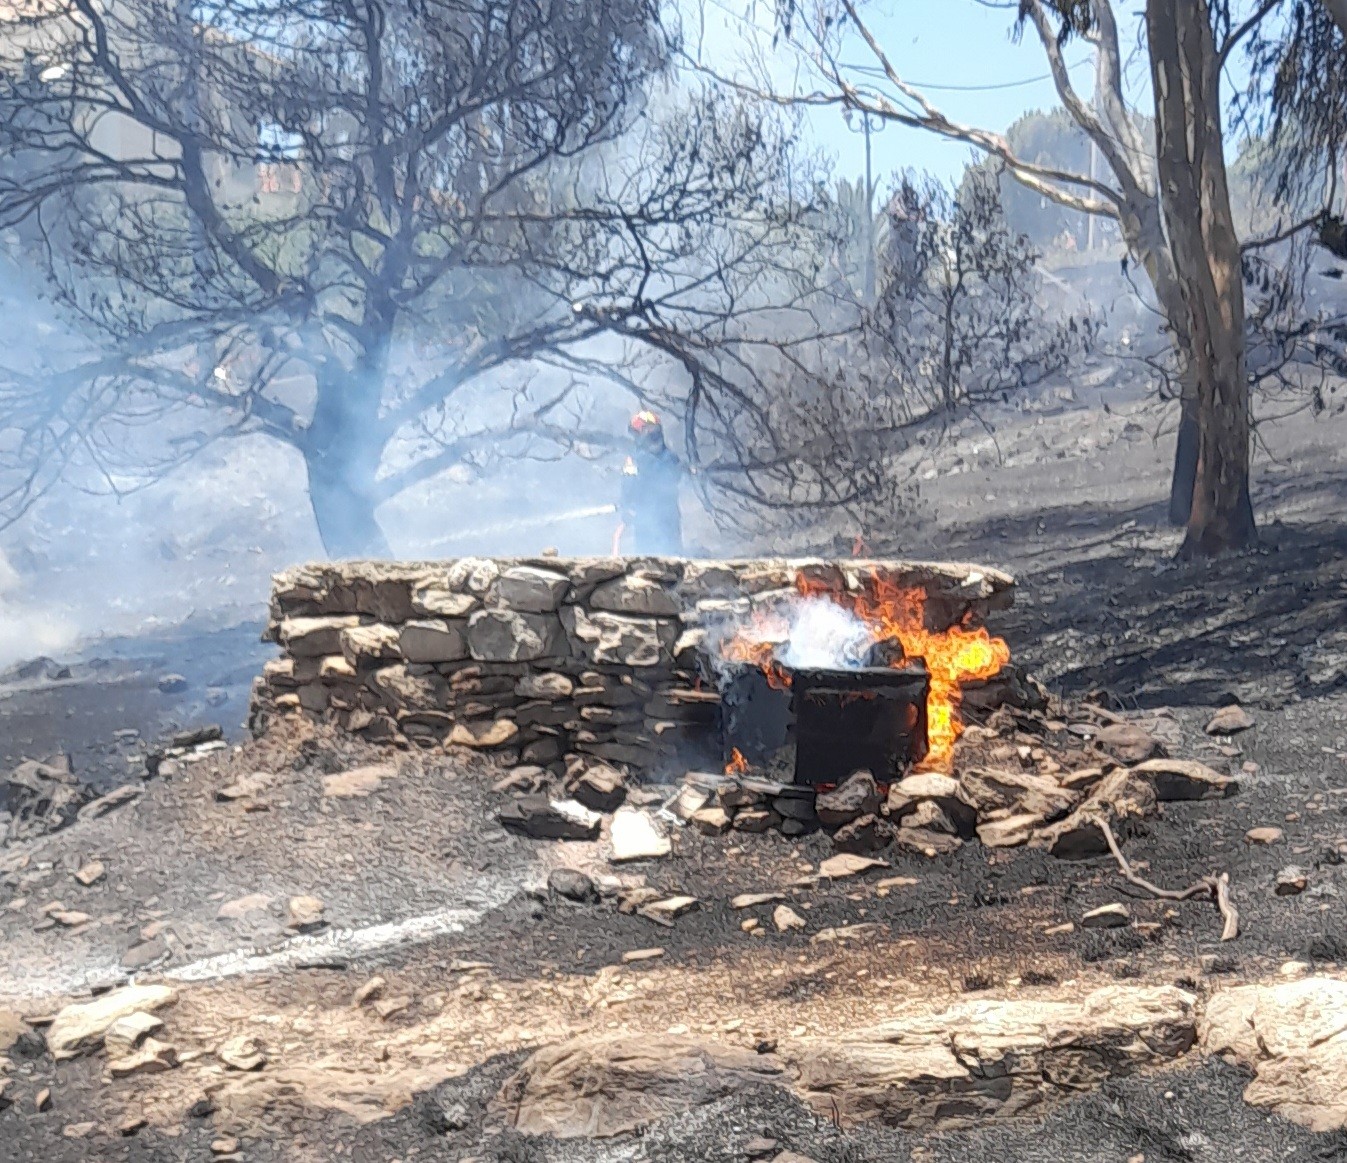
left=629, top=409, right=662, bottom=437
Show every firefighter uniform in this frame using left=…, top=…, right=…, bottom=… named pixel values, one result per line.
left=618, top=412, right=683, bottom=555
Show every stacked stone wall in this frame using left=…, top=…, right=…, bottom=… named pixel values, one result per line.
left=250, top=556, right=1015, bottom=779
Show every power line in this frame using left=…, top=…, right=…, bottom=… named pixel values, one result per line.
left=840, top=60, right=1090, bottom=93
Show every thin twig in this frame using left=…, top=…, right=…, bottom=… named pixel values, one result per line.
left=1094, top=814, right=1211, bottom=901
left=1213, top=872, right=1240, bottom=942
left=1092, top=815, right=1239, bottom=941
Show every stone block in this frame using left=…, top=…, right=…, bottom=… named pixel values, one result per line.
left=410, top=586, right=479, bottom=618
left=447, top=557, right=502, bottom=595
left=468, top=610, right=565, bottom=663
left=492, top=566, right=571, bottom=613
left=368, top=665, right=450, bottom=712
left=279, top=616, right=364, bottom=657
left=677, top=560, right=741, bottom=600
left=589, top=575, right=681, bottom=616
left=340, top=623, right=402, bottom=667
left=516, top=672, right=574, bottom=700
left=400, top=619, right=469, bottom=663
left=562, top=607, right=677, bottom=667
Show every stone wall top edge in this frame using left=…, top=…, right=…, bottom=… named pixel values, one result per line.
left=274, top=556, right=1015, bottom=587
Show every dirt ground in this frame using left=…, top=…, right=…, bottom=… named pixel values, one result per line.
left=3, top=386, right=1347, bottom=1161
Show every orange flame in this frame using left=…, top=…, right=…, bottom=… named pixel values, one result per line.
left=720, top=611, right=793, bottom=689
left=719, top=570, right=1010, bottom=774
left=725, top=747, right=750, bottom=776
left=847, top=575, right=1010, bottom=771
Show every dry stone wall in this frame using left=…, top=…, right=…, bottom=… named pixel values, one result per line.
left=250, top=555, right=1015, bottom=779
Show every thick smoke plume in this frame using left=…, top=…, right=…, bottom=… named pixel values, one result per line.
left=705, top=593, right=879, bottom=683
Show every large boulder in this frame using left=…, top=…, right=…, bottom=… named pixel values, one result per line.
left=467, top=610, right=565, bottom=663
left=791, top=985, right=1195, bottom=1130
left=493, top=1035, right=786, bottom=1138
left=1201, top=976, right=1347, bottom=1133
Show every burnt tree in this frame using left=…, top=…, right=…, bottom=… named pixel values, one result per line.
left=729, top=0, right=1328, bottom=553
left=872, top=174, right=1090, bottom=417
left=0, top=0, right=838, bottom=556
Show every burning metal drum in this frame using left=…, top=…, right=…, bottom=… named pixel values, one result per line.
left=719, top=661, right=929, bottom=787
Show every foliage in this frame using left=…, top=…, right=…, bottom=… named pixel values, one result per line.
left=1244, top=1, right=1347, bottom=214
left=872, top=172, right=1094, bottom=415
left=0, top=0, right=892, bottom=553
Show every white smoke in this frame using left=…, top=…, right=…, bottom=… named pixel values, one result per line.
left=706, top=593, right=879, bottom=680
left=775, top=597, right=876, bottom=671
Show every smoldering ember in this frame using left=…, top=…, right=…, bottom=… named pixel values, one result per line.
left=3, top=1, right=1347, bottom=1162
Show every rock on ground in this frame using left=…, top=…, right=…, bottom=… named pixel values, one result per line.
left=322, top=763, right=394, bottom=798
left=499, top=795, right=601, bottom=841
left=1129, top=758, right=1237, bottom=801
left=46, top=985, right=178, bottom=1060
left=792, top=985, right=1196, bottom=1130
left=610, top=807, right=671, bottom=862
left=1205, top=704, right=1255, bottom=735
left=494, top=1034, right=787, bottom=1138
left=1201, top=976, right=1347, bottom=1132
left=494, top=985, right=1196, bottom=1140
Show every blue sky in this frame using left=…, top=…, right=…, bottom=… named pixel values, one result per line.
left=694, top=0, right=1264, bottom=194
left=798, top=1, right=1143, bottom=188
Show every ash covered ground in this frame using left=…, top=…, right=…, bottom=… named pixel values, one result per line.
left=2, top=383, right=1347, bottom=1161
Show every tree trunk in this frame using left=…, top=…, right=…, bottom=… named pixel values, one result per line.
left=304, top=449, right=391, bottom=559
left=1146, top=0, right=1256, bottom=558
left=1168, top=375, right=1200, bottom=525
left=1114, top=170, right=1201, bottom=526
left=302, top=369, right=392, bottom=559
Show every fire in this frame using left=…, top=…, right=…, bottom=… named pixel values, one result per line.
left=719, top=570, right=1010, bottom=774
left=720, top=613, right=793, bottom=689
left=846, top=575, right=1010, bottom=771
left=725, top=747, right=750, bottom=776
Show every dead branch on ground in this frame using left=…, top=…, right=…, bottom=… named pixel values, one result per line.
left=1091, top=814, right=1240, bottom=942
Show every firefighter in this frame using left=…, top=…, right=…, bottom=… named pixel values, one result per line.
left=612, top=410, right=683, bottom=555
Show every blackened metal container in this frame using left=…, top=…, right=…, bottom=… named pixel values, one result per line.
left=718, top=661, right=929, bottom=787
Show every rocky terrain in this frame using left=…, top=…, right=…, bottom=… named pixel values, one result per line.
left=2, top=385, right=1347, bottom=1161
left=2, top=674, right=1347, bottom=1163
